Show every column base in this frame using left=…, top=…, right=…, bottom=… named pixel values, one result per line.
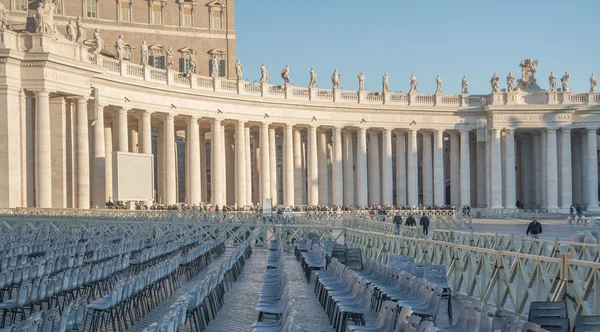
left=586, top=205, right=600, bottom=212
left=546, top=205, right=559, bottom=213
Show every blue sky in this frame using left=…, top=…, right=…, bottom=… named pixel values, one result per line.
left=235, top=0, right=597, bottom=94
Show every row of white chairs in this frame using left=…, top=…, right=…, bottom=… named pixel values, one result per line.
left=0, top=297, right=86, bottom=332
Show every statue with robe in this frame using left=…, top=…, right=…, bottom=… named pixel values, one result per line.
left=331, top=69, right=341, bottom=89
left=281, top=64, right=290, bottom=84
left=507, top=72, right=515, bottom=91
left=591, top=73, right=598, bottom=92
left=490, top=73, right=500, bottom=93
left=235, top=60, right=243, bottom=80
left=561, top=71, right=570, bottom=92
left=358, top=71, right=365, bottom=91
left=90, top=28, right=103, bottom=55
left=382, top=73, right=390, bottom=93
left=461, top=75, right=468, bottom=94
left=435, top=75, right=443, bottom=94
left=115, top=35, right=126, bottom=61
left=408, top=74, right=418, bottom=93
left=309, top=68, right=316, bottom=89
left=548, top=72, right=556, bottom=93
left=140, top=41, right=149, bottom=66
left=65, top=20, right=76, bottom=41
left=76, top=16, right=86, bottom=43
left=165, top=47, right=174, bottom=70
left=259, top=63, right=268, bottom=84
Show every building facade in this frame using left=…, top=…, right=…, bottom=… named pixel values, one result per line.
left=1, top=0, right=236, bottom=77
left=0, top=6, right=599, bottom=212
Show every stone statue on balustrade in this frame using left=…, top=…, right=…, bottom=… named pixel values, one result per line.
left=90, top=28, right=103, bottom=55
left=140, top=41, right=149, bottom=66
left=358, top=71, right=365, bottom=91
left=0, top=3, right=7, bottom=30
left=281, top=64, right=290, bottom=84
left=408, top=74, right=418, bottom=93
left=461, top=75, right=468, bottom=94
left=590, top=73, right=598, bottom=92
left=115, top=35, right=126, bottom=61
left=212, top=57, right=219, bottom=77
left=383, top=73, right=390, bottom=93
left=490, top=73, right=500, bottom=93
left=561, top=71, right=570, bottom=92
left=548, top=72, right=557, bottom=93
left=309, top=68, right=317, bottom=89
left=435, top=75, right=443, bottom=94
left=235, top=60, right=243, bottom=81
left=76, top=16, right=86, bottom=43
left=516, top=58, right=541, bottom=91
left=507, top=72, right=515, bottom=92
left=34, top=0, right=58, bottom=36
left=331, top=69, right=342, bottom=89
left=259, top=63, right=268, bottom=84
left=188, top=53, right=197, bottom=75
left=65, top=20, right=76, bottom=41
left=165, top=47, right=174, bottom=70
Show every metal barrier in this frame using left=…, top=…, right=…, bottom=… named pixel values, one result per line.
left=345, top=228, right=600, bottom=318
left=469, top=208, right=556, bottom=219
left=432, top=229, right=516, bottom=251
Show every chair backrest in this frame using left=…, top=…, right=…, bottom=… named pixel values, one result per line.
left=454, top=300, right=473, bottom=329
left=528, top=301, right=567, bottom=321
left=417, top=321, right=436, bottom=332
left=574, top=315, right=600, bottom=332
left=410, top=262, right=431, bottom=278
left=394, top=306, right=413, bottom=332
left=478, top=305, right=497, bottom=332
left=27, top=310, right=43, bottom=332
left=465, top=301, right=485, bottom=329
left=405, top=315, right=422, bottom=332
left=529, top=318, right=570, bottom=332
left=530, top=308, right=568, bottom=319
left=41, top=308, right=59, bottom=332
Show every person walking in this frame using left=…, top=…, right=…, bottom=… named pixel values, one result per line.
left=419, top=213, right=430, bottom=236
left=526, top=218, right=543, bottom=239
left=393, top=213, right=403, bottom=235
left=405, top=214, right=416, bottom=227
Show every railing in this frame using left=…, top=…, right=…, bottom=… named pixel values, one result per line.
left=198, top=77, right=213, bottom=90
left=315, top=89, right=333, bottom=101
left=126, top=63, right=144, bottom=78
left=466, top=95, right=488, bottom=106
left=345, top=228, right=600, bottom=317
left=389, top=93, right=409, bottom=104
left=291, top=87, right=309, bottom=99
left=150, top=68, right=167, bottom=82
left=174, top=73, right=190, bottom=85
left=220, top=79, right=237, bottom=92
left=365, top=93, right=383, bottom=103
left=340, top=91, right=358, bottom=102
left=88, top=53, right=97, bottom=65
left=469, top=208, right=554, bottom=219
left=432, top=229, right=515, bottom=251
left=441, top=95, right=460, bottom=105
left=268, top=85, right=285, bottom=97
left=571, top=93, right=588, bottom=104
left=102, top=57, right=120, bottom=73
left=244, top=82, right=261, bottom=95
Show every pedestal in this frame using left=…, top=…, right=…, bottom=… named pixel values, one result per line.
left=506, top=91, right=519, bottom=105
left=547, top=92, right=558, bottom=104
left=333, top=88, right=340, bottom=102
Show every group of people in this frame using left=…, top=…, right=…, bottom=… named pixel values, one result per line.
left=392, top=213, right=430, bottom=236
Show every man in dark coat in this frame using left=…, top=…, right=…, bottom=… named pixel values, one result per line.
left=393, top=214, right=402, bottom=235
left=405, top=214, right=416, bottom=227
left=526, top=218, right=543, bottom=239
left=419, top=213, right=430, bottom=236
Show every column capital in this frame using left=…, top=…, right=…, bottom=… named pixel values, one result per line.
left=561, top=127, right=572, bottom=133
left=504, top=128, right=515, bottom=134
left=187, top=115, right=199, bottom=122
left=142, top=110, right=154, bottom=117
left=165, top=113, right=175, bottom=120
left=546, top=127, right=558, bottom=133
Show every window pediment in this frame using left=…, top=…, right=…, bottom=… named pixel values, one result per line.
left=206, top=0, right=224, bottom=8
left=207, top=48, right=226, bottom=56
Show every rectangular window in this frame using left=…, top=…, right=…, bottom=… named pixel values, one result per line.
left=151, top=4, right=162, bottom=24
left=208, top=59, right=226, bottom=77
left=55, top=0, right=64, bottom=15
left=86, top=0, right=97, bottom=18
left=120, top=2, right=131, bottom=21
left=14, top=0, right=27, bottom=11
left=211, top=10, right=222, bottom=29
left=179, top=58, right=192, bottom=73
left=182, top=8, right=192, bottom=27
left=150, top=56, right=165, bottom=69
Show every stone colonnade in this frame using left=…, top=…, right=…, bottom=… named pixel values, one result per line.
left=20, top=94, right=600, bottom=212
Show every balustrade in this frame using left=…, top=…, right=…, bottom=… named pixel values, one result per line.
left=173, top=73, right=190, bottom=85
left=220, top=79, right=237, bottom=91
left=126, top=63, right=144, bottom=78
left=150, top=68, right=167, bottom=82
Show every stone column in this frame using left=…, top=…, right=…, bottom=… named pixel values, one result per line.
left=422, top=131, right=433, bottom=205
left=225, top=129, right=235, bottom=205
left=395, top=132, right=407, bottom=205
left=283, top=124, right=294, bottom=206
left=450, top=132, right=460, bottom=205
left=407, top=129, right=418, bottom=207
left=318, top=129, right=329, bottom=205
left=546, top=128, right=559, bottom=211
left=356, top=127, right=368, bottom=207
left=293, top=128, right=303, bottom=205
left=504, top=129, right=516, bottom=209
left=490, top=129, right=503, bottom=208
left=105, top=121, right=113, bottom=202
left=211, top=118, right=223, bottom=206
left=571, top=132, right=582, bottom=206
left=582, top=133, right=589, bottom=206
left=381, top=128, right=393, bottom=206
left=35, top=90, right=52, bottom=208
left=200, top=130, right=208, bottom=203
left=75, top=97, right=90, bottom=209
left=307, top=124, right=318, bottom=205
left=541, top=131, right=548, bottom=207
left=141, top=111, right=152, bottom=154
left=532, top=133, right=542, bottom=206
left=560, top=129, right=572, bottom=211
left=476, top=141, right=486, bottom=206
left=331, top=126, right=343, bottom=206
left=164, top=114, right=176, bottom=205
left=117, top=108, right=129, bottom=152
left=460, top=130, right=471, bottom=206
left=587, top=128, right=599, bottom=211
left=433, top=129, right=444, bottom=206
left=367, top=130, right=380, bottom=205
left=269, top=128, right=277, bottom=204
left=260, top=122, right=271, bottom=202
left=235, top=120, right=247, bottom=206
left=343, top=130, right=355, bottom=206
left=243, top=128, right=251, bottom=204
left=187, top=117, right=201, bottom=206
left=92, top=104, right=106, bottom=208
